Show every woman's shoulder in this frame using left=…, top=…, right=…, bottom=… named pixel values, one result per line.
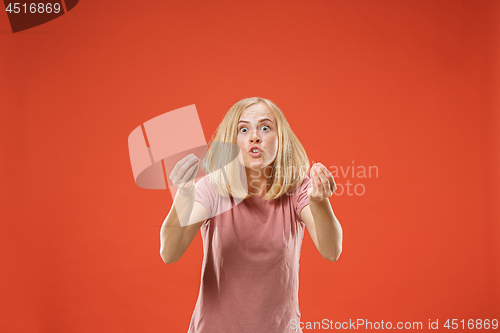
left=287, top=176, right=311, bottom=219
left=290, top=175, right=311, bottom=194
left=197, top=174, right=222, bottom=188
left=195, top=175, right=216, bottom=195
left=195, top=174, right=210, bottom=185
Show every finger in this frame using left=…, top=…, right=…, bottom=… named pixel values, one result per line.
left=329, top=175, right=336, bottom=192
left=170, top=154, right=196, bottom=178
left=185, top=158, right=200, bottom=182
left=311, top=167, right=319, bottom=183
left=177, top=163, right=198, bottom=187
left=174, top=155, right=199, bottom=179
left=309, top=168, right=316, bottom=188
left=315, top=165, right=330, bottom=189
left=316, top=163, right=331, bottom=177
left=317, top=163, right=336, bottom=190
left=179, top=159, right=199, bottom=184
left=313, top=169, right=331, bottom=197
left=190, top=159, right=200, bottom=180
left=312, top=168, right=322, bottom=191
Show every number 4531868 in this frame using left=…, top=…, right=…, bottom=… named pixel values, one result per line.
left=5, top=3, right=62, bottom=14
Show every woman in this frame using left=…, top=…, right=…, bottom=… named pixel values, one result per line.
left=160, top=97, right=343, bottom=333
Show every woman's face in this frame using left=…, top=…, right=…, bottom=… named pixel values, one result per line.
left=236, top=103, right=279, bottom=173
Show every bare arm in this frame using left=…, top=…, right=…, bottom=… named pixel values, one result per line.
left=160, top=196, right=208, bottom=264
left=301, top=162, right=343, bottom=261
left=301, top=202, right=342, bottom=261
left=159, top=154, right=208, bottom=264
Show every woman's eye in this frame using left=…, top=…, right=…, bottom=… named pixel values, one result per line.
left=240, top=127, right=248, bottom=133
left=261, top=125, right=270, bottom=131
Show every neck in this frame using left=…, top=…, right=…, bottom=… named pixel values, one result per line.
left=245, top=166, right=273, bottom=196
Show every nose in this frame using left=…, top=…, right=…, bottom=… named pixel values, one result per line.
left=250, top=130, right=261, bottom=143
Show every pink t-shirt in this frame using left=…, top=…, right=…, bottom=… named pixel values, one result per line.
left=187, top=175, right=312, bottom=333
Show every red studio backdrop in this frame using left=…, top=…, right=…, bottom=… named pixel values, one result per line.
left=1, top=1, right=499, bottom=332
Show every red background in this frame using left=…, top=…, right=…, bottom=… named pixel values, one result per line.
left=1, top=0, right=499, bottom=332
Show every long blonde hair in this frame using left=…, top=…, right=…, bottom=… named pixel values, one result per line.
left=202, top=97, right=310, bottom=200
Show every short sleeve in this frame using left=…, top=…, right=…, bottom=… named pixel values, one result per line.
left=293, top=176, right=312, bottom=222
left=195, top=176, right=215, bottom=218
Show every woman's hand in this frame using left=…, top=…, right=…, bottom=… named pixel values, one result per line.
left=169, top=154, right=200, bottom=195
left=307, top=162, right=336, bottom=202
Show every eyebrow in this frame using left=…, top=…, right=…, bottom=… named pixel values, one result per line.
left=238, top=117, right=274, bottom=124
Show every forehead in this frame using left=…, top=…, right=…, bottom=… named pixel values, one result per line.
left=240, top=103, right=275, bottom=122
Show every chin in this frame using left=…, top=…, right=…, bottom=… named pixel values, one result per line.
left=243, top=161, right=260, bottom=169
left=246, top=163, right=262, bottom=170
left=250, top=161, right=273, bottom=170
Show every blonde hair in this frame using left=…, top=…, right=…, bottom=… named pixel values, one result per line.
left=202, top=97, right=310, bottom=200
